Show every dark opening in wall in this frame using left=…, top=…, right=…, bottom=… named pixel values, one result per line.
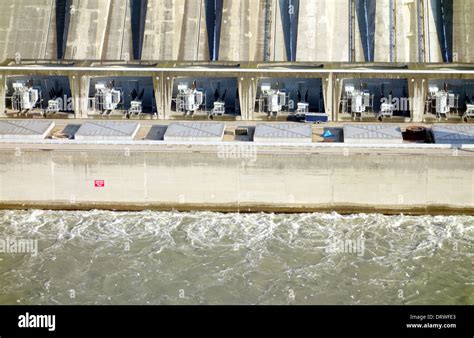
left=205, top=0, right=223, bottom=61
left=433, top=0, right=453, bottom=62
left=55, top=0, right=71, bottom=59
left=279, top=0, right=299, bottom=62
left=131, top=0, right=148, bottom=60
left=355, top=0, right=376, bottom=62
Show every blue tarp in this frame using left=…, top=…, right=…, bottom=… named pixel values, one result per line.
left=323, top=130, right=334, bottom=138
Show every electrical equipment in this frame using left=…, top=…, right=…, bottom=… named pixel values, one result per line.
left=127, top=88, right=145, bottom=117
left=257, top=83, right=287, bottom=116
left=425, top=84, right=459, bottom=120
left=11, top=81, right=40, bottom=113
left=94, top=82, right=121, bottom=115
left=378, top=102, right=395, bottom=120
left=46, top=87, right=64, bottom=114
left=463, top=104, right=474, bottom=122
left=128, top=100, right=142, bottom=116
left=295, top=89, right=310, bottom=114
left=296, top=102, right=309, bottom=114
left=46, top=99, right=60, bottom=114
left=175, top=82, right=205, bottom=115
left=341, top=84, right=374, bottom=120
left=210, top=101, right=225, bottom=115
left=209, top=88, right=227, bottom=116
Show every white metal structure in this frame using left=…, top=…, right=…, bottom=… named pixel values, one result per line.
left=210, top=101, right=225, bottom=116
left=46, top=98, right=61, bottom=114
left=378, top=102, right=395, bottom=120
left=342, top=84, right=374, bottom=120
left=463, top=104, right=474, bottom=122
left=128, top=100, right=142, bottom=116
left=426, top=85, right=459, bottom=120
left=257, top=84, right=287, bottom=116
left=11, top=82, right=40, bottom=112
left=94, top=83, right=121, bottom=115
left=296, top=102, right=309, bottom=114
left=175, top=84, right=205, bottom=115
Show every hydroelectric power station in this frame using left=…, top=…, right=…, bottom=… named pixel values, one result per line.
left=0, top=0, right=473, bottom=214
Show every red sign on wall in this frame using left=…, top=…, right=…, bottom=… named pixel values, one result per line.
left=94, top=180, right=105, bottom=188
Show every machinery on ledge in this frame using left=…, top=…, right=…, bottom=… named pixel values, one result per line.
left=126, top=88, right=145, bottom=118
left=425, top=83, right=459, bottom=120
left=257, top=83, right=288, bottom=117
left=295, top=89, right=328, bottom=123
left=209, top=89, right=227, bottom=116
left=175, top=81, right=205, bottom=116
left=296, top=89, right=309, bottom=114
left=464, top=104, right=474, bottom=122
left=93, top=81, right=122, bottom=116
left=45, top=87, right=65, bottom=114
left=341, top=83, right=374, bottom=120
left=11, top=80, right=41, bottom=114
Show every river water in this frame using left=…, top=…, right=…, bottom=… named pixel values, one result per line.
left=0, top=210, right=472, bottom=305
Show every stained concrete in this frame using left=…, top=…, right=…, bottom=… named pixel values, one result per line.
left=0, top=143, right=473, bottom=214
left=297, top=0, right=351, bottom=62
left=141, top=0, right=209, bottom=61
left=453, top=0, right=474, bottom=63
left=0, top=0, right=56, bottom=61
left=0, top=0, right=472, bottom=62
left=64, top=0, right=111, bottom=60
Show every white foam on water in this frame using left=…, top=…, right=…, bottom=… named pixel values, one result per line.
left=0, top=210, right=472, bottom=305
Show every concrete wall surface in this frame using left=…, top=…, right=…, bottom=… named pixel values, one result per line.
left=0, top=146, right=473, bottom=214
left=0, top=0, right=56, bottom=61
left=0, top=0, right=472, bottom=62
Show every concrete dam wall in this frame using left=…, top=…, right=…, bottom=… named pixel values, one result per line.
left=0, top=145, right=473, bottom=214
left=0, top=0, right=472, bottom=63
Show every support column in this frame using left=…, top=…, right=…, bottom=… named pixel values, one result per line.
left=151, top=72, right=174, bottom=120
left=0, top=75, right=6, bottom=117
left=408, top=77, right=427, bottom=122
left=69, top=74, right=81, bottom=118
left=237, top=75, right=258, bottom=121
left=80, top=75, right=90, bottom=118
left=333, top=76, right=345, bottom=122
left=152, top=74, right=164, bottom=119
left=322, top=73, right=334, bottom=121
left=161, top=74, right=173, bottom=120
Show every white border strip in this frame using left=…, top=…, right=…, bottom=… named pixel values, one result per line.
left=0, top=138, right=465, bottom=149
left=1, top=66, right=474, bottom=75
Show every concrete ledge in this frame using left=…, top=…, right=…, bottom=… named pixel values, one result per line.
left=0, top=201, right=473, bottom=216
left=254, top=123, right=312, bottom=143
left=164, top=122, right=225, bottom=141
left=74, top=121, right=140, bottom=140
left=0, top=148, right=472, bottom=215
left=432, top=124, right=474, bottom=144
left=0, top=138, right=460, bottom=149
left=343, top=124, right=403, bottom=144
left=0, top=120, right=55, bottom=139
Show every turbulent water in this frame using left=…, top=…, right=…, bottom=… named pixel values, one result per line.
left=0, top=210, right=472, bottom=305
